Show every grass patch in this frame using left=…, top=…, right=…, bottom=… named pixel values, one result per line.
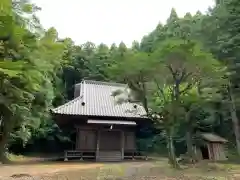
left=4, top=152, right=62, bottom=164
left=6, top=153, right=27, bottom=162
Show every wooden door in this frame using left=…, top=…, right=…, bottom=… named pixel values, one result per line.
left=99, top=131, right=121, bottom=150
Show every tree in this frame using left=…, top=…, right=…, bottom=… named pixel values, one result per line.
left=0, top=0, right=69, bottom=162
left=150, top=39, right=224, bottom=164
left=108, top=50, right=152, bottom=112
left=212, top=0, right=240, bottom=155
left=2, top=0, right=240, bottom=167
left=109, top=38, right=224, bottom=167
left=0, top=0, right=39, bottom=162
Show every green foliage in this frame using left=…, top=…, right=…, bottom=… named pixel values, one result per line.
left=1, top=0, right=240, bottom=165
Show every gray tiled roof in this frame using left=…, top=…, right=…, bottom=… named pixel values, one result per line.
left=52, top=80, right=147, bottom=118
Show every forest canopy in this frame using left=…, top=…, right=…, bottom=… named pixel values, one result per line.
left=1, top=0, right=240, bottom=167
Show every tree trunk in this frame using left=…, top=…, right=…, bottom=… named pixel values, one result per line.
left=230, top=106, right=240, bottom=155
left=185, top=130, right=197, bottom=163
left=141, top=81, right=148, bottom=114
left=142, top=95, right=148, bottom=114
left=185, top=113, right=197, bottom=163
left=228, top=87, right=240, bottom=156
left=166, top=128, right=179, bottom=169
left=0, top=116, right=13, bottom=163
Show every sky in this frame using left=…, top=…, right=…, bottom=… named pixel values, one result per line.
left=33, top=0, right=215, bottom=47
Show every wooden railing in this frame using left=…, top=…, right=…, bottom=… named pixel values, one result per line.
left=124, top=150, right=148, bottom=160
left=64, top=150, right=148, bottom=161
left=64, top=150, right=96, bottom=161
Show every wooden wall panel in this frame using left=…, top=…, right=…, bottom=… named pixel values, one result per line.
left=124, top=132, right=136, bottom=150
left=75, top=125, right=136, bottom=152
left=76, top=128, right=97, bottom=150
left=212, top=143, right=227, bottom=161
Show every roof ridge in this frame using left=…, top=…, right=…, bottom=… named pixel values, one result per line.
left=80, top=80, right=127, bottom=87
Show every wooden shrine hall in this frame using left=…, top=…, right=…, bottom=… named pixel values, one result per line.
left=51, top=80, right=149, bottom=161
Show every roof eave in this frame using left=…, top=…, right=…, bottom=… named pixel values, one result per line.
left=50, top=112, right=149, bottom=120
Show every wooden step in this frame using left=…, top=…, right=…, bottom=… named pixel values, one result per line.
left=98, top=151, right=122, bottom=162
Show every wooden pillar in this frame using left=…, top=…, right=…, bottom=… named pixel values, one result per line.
left=96, top=130, right=100, bottom=161
left=64, top=151, right=68, bottom=161
left=75, top=127, right=79, bottom=150
left=121, top=131, right=124, bottom=160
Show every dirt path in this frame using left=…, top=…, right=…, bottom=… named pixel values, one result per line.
left=1, top=160, right=240, bottom=180
left=0, top=162, right=103, bottom=178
